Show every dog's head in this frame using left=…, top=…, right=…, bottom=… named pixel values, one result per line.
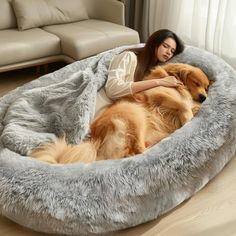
left=157, top=63, right=211, bottom=103
left=182, top=66, right=210, bottom=103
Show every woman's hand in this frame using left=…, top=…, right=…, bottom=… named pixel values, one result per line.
left=156, top=76, right=183, bottom=88
left=131, top=76, right=183, bottom=94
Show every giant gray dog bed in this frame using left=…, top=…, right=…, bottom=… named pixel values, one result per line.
left=0, top=45, right=236, bottom=235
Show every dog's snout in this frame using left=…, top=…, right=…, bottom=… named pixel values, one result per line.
left=199, top=94, right=206, bottom=103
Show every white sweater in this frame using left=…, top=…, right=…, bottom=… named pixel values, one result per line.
left=94, top=51, right=137, bottom=119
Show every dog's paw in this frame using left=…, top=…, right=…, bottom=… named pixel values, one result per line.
left=192, top=103, right=201, bottom=115
left=130, top=144, right=146, bottom=156
left=180, top=110, right=193, bottom=125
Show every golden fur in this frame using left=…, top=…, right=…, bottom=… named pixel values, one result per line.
left=31, top=63, right=210, bottom=164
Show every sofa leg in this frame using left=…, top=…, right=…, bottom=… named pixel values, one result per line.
left=36, top=66, right=41, bottom=77
left=43, top=64, right=48, bottom=74
left=35, top=64, right=49, bottom=77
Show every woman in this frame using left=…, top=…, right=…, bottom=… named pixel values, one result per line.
left=95, top=29, right=184, bottom=118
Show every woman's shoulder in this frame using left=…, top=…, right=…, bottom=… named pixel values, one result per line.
left=111, top=51, right=137, bottom=64
left=119, top=50, right=137, bottom=59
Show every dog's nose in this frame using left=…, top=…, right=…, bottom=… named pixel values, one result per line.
left=199, top=94, right=206, bottom=103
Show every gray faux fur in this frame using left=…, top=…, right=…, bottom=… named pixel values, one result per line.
left=0, top=45, right=236, bottom=236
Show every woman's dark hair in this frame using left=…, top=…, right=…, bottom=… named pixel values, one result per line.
left=129, top=29, right=184, bottom=81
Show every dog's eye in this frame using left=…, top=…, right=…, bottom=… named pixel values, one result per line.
left=193, top=81, right=200, bottom=87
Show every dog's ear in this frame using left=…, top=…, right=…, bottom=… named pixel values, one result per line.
left=166, top=65, right=191, bottom=83
left=168, top=69, right=190, bottom=84
left=145, top=66, right=169, bottom=80
left=167, top=71, right=181, bottom=80
left=179, top=69, right=191, bottom=84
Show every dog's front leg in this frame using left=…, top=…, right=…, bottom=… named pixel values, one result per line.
left=179, top=108, right=193, bottom=125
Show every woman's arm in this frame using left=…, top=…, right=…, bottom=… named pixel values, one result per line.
left=105, top=51, right=183, bottom=100
left=105, top=51, right=137, bottom=100
left=130, top=76, right=183, bottom=94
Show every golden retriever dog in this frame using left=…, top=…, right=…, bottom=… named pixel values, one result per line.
left=31, top=63, right=210, bottom=164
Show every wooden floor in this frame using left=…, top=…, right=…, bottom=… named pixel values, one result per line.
left=0, top=66, right=236, bottom=236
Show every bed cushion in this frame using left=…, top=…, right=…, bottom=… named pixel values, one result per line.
left=43, top=19, right=140, bottom=60
left=12, top=0, right=89, bottom=30
left=0, top=28, right=60, bottom=66
left=0, top=0, right=17, bottom=30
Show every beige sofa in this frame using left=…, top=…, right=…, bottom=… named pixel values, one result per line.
left=0, top=0, right=140, bottom=72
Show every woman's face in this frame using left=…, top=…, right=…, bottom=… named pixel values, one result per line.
left=155, top=37, right=177, bottom=62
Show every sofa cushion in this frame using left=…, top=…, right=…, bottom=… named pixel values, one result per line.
left=43, top=19, right=140, bottom=60
left=12, top=0, right=89, bottom=30
left=0, top=0, right=17, bottom=30
left=0, top=28, right=61, bottom=66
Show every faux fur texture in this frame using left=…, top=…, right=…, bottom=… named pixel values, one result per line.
left=0, top=45, right=236, bottom=235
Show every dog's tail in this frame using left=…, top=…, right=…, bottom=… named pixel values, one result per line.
left=31, top=137, right=99, bottom=164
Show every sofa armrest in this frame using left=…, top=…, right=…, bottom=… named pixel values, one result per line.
left=83, top=0, right=125, bottom=25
